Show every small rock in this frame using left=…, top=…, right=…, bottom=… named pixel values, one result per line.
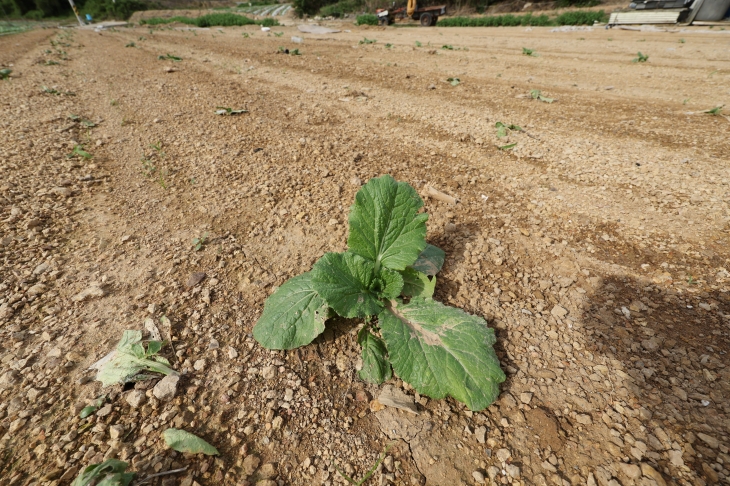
left=472, top=470, right=485, bottom=484
left=59, top=466, right=79, bottom=483
left=697, top=433, right=719, bottom=449
left=496, top=448, right=511, bottom=462
left=254, top=481, right=276, bottom=486
left=475, top=426, right=486, bottom=444
left=350, top=176, right=362, bottom=186
left=27, top=388, right=43, bottom=402
left=672, top=387, right=687, bottom=401
left=125, top=390, right=146, bottom=408
left=185, top=272, right=206, bottom=288
left=667, top=450, right=684, bottom=467
left=72, top=285, right=106, bottom=302
left=96, top=404, right=112, bottom=417
left=642, top=337, right=660, bottom=352
left=618, top=463, right=641, bottom=480
left=355, top=390, right=370, bottom=402
left=9, top=418, right=27, bottom=434
left=33, top=262, right=50, bottom=275
left=377, top=385, right=418, bottom=414
left=487, top=466, right=500, bottom=481
left=261, top=366, right=277, bottom=380
left=701, top=463, right=719, bottom=483
left=258, top=463, right=277, bottom=479
left=369, top=399, right=385, bottom=412
left=51, top=186, right=72, bottom=197
left=153, top=375, right=180, bottom=402
left=193, top=359, right=206, bottom=371
left=0, top=370, right=19, bottom=388
left=551, top=305, right=568, bottom=318
left=640, top=463, right=666, bottom=486
left=109, top=425, right=124, bottom=440
left=505, top=464, right=520, bottom=478
left=242, top=455, right=260, bottom=475
left=228, top=347, right=239, bottom=359
left=27, top=283, right=46, bottom=296
left=575, top=413, right=593, bottom=425
left=519, top=392, right=533, bottom=404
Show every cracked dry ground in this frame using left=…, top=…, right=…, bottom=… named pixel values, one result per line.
left=1, top=22, right=729, bottom=486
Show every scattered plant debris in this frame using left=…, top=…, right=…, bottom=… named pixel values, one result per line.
left=359, top=37, right=377, bottom=45
left=162, top=429, right=219, bottom=455
left=335, top=443, right=395, bottom=485
left=67, top=144, right=92, bottom=160
left=499, top=143, right=518, bottom=150
left=495, top=121, right=522, bottom=138
left=215, top=107, right=248, bottom=115
left=125, top=42, right=136, bottom=48
left=95, top=330, right=177, bottom=387
left=158, top=54, right=182, bottom=62
left=632, top=51, right=649, bottom=63
left=530, top=89, right=554, bottom=103
left=70, top=459, right=134, bottom=486
left=79, top=395, right=107, bottom=419
left=447, top=77, right=460, bottom=86
left=0, top=68, right=12, bottom=80
left=704, top=105, right=723, bottom=116
left=522, top=47, right=537, bottom=56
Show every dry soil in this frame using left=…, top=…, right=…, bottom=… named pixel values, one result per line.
left=1, top=21, right=729, bottom=486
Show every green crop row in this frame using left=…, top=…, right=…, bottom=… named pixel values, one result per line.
left=435, top=10, right=607, bottom=27
left=140, top=13, right=279, bottom=28
left=356, top=13, right=378, bottom=25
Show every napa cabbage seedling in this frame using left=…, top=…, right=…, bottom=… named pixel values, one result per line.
left=495, top=121, right=522, bottom=138
left=253, top=175, right=505, bottom=411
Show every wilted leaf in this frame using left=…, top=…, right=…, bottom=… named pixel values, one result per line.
left=162, top=428, right=219, bottom=455
left=96, top=330, right=177, bottom=387
left=70, top=459, right=134, bottom=486
left=79, top=406, right=97, bottom=419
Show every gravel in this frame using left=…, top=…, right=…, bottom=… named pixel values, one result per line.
left=0, top=22, right=728, bottom=486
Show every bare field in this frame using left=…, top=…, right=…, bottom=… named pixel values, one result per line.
left=1, top=22, right=729, bottom=486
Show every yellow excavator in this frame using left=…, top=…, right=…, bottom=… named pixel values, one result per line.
left=376, top=0, right=448, bottom=26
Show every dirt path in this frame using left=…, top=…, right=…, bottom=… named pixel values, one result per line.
left=0, top=22, right=728, bottom=486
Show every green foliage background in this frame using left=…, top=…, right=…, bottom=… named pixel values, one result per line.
left=0, top=0, right=149, bottom=20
